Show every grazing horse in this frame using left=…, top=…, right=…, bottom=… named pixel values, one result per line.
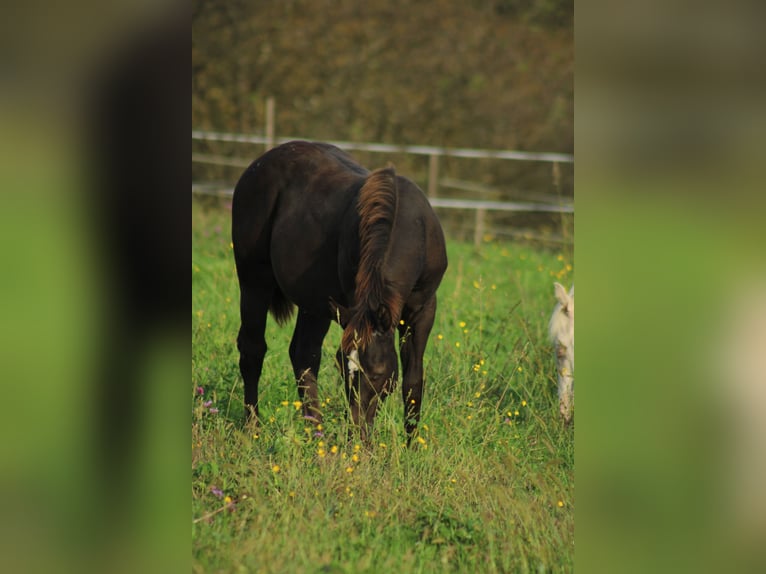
left=232, top=141, right=447, bottom=443
left=550, top=283, right=574, bottom=423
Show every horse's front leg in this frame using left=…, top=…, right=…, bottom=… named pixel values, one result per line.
left=399, top=295, right=437, bottom=446
left=289, top=311, right=331, bottom=430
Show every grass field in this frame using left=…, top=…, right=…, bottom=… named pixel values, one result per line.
left=192, top=199, right=574, bottom=573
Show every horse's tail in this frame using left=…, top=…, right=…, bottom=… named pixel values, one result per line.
left=341, top=167, right=403, bottom=352
left=232, top=155, right=295, bottom=327
left=270, top=287, right=294, bottom=326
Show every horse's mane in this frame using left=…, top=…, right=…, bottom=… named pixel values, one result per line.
left=341, top=167, right=404, bottom=352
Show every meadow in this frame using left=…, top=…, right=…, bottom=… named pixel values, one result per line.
left=192, top=198, right=574, bottom=573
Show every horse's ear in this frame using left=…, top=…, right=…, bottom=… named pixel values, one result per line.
left=329, top=298, right=352, bottom=328
left=554, top=283, right=574, bottom=317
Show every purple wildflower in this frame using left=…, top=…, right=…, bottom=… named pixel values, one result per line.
left=203, top=400, right=213, bottom=408
left=210, top=486, right=223, bottom=498
left=196, top=386, right=204, bottom=395
left=209, top=408, right=219, bottom=414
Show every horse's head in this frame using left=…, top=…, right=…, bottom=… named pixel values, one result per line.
left=330, top=300, right=399, bottom=396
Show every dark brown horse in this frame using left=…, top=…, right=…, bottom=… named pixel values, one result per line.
left=232, top=141, right=447, bottom=443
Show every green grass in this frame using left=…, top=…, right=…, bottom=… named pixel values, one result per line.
left=192, top=199, right=574, bottom=573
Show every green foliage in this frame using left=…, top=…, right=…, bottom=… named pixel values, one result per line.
left=192, top=1, right=574, bottom=240
left=192, top=200, right=573, bottom=572
left=192, top=1, right=572, bottom=173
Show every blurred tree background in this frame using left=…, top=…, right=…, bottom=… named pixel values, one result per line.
left=192, top=0, right=573, bottom=242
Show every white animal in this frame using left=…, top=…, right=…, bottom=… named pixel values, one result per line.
left=549, top=283, right=574, bottom=423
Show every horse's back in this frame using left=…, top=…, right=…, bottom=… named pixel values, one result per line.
left=389, top=177, right=448, bottom=300
left=233, top=141, right=368, bottom=317
left=232, top=141, right=365, bottom=249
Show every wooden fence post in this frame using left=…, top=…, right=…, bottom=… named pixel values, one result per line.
left=474, top=207, right=486, bottom=248
left=427, top=153, right=439, bottom=198
left=552, top=161, right=561, bottom=194
left=265, top=97, right=275, bottom=150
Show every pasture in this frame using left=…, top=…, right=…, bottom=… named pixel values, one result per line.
left=192, top=199, right=574, bottom=573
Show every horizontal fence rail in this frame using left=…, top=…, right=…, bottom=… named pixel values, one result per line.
left=192, top=182, right=572, bottom=212
left=429, top=198, right=572, bottom=213
left=191, top=130, right=573, bottom=164
left=192, top=128, right=573, bottom=246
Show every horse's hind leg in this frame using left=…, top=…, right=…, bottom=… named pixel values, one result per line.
left=236, top=265, right=278, bottom=423
left=289, top=310, right=330, bottom=427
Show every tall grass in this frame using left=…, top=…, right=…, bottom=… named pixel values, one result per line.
left=192, top=199, right=574, bottom=573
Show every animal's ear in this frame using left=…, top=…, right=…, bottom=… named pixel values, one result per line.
left=554, top=282, right=572, bottom=314
left=329, top=298, right=352, bottom=328
left=554, top=282, right=569, bottom=306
